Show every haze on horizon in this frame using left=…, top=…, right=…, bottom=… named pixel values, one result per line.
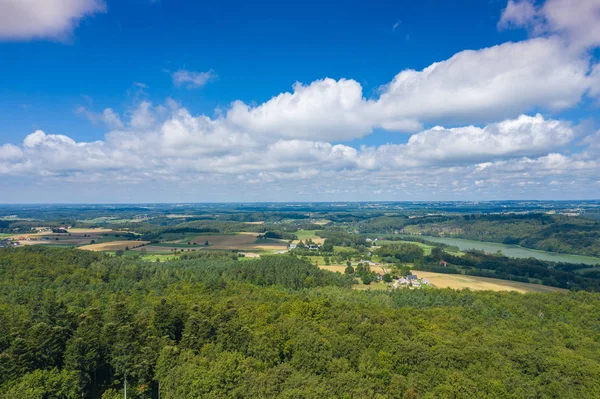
left=1, top=0, right=600, bottom=203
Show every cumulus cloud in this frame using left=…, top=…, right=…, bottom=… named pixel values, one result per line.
left=374, top=37, right=596, bottom=127
left=357, top=114, right=576, bottom=169
left=2, top=0, right=600, bottom=200
left=499, top=0, right=600, bottom=49
left=2, top=104, right=594, bottom=200
left=229, top=38, right=597, bottom=138
left=170, top=69, right=218, bottom=89
left=0, top=0, right=106, bottom=40
left=227, top=79, right=376, bottom=140
left=0, top=144, right=23, bottom=161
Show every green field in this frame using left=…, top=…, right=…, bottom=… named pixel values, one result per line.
left=333, top=246, right=358, bottom=253
left=353, top=281, right=389, bottom=291
left=295, top=230, right=321, bottom=240
left=575, top=266, right=600, bottom=275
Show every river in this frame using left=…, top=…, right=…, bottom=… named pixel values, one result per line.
left=403, top=236, right=600, bottom=265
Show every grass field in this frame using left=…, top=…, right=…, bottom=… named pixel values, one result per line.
left=79, top=241, right=149, bottom=251
left=413, top=271, right=567, bottom=293
left=333, top=246, right=359, bottom=253
left=575, top=266, right=600, bottom=275
left=292, top=230, right=325, bottom=245
left=353, top=281, right=389, bottom=291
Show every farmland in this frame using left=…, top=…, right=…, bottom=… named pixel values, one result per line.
left=292, top=230, right=325, bottom=244
left=317, top=264, right=562, bottom=293
left=79, top=240, right=149, bottom=251
left=411, top=271, right=567, bottom=293
left=174, top=232, right=288, bottom=252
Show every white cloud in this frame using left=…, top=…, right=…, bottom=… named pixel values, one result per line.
left=129, top=101, right=157, bottom=129
left=498, top=0, right=538, bottom=29
left=362, top=114, right=576, bottom=168
left=373, top=37, right=595, bottom=128
left=2, top=106, right=594, bottom=201
left=499, top=0, right=600, bottom=49
left=2, top=0, right=600, bottom=200
left=171, top=69, right=217, bottom=89
left=228, top=38, right=597, bottom=138
left=101, top=109, right=124, bottom=129
left=227, top=78, right=376, bottom=140
left=0, top=0, right=106, bottom=40
left=0, top=144, right=23, bottom=160
left=76, top=106, right=124, bottom=129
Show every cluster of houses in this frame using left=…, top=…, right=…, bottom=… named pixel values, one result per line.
left=288, top=243, right=321, bottom=251
left=392, top=274, right=430, bottom=289
left=0, top=239, right=20, bottom=248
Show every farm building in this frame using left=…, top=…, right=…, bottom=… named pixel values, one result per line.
left=392, top=278, right=410, bottom=288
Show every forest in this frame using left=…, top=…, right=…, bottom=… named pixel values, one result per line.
left=1, top=246, right=600, bottom=398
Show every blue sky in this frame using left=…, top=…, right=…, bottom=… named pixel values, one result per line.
left=0, top=0, right=599, bottom=203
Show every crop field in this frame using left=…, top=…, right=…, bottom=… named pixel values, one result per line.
left=79, top=217, right=146, bottom=224
left=79, top=240, right=149, bottom=251
left=9, top=228, right=131, bottom=247
left=413, top=271, right=567, bottom=293
left=190, top=233, right=288, bottom=251
left=151, top=233, right=288, bottom=253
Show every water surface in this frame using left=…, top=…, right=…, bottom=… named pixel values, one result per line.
left=405, top=235, right=600, bottom=265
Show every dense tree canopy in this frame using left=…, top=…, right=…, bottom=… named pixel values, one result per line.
left=1, top=247, right=599, bottom=398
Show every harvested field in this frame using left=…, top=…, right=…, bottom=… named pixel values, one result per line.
left=68, top=228, right=115, bottom=234
left=319, top=264, right=389, bottom=274
left=313, top=220, right=331, bottom=225
left=8, top=232, right=53, bottom=239
left=318, top=265, right=348, bottom=273
left=413, top=271, right=566, bottom=293
left=79, top=241, right=149, bottom=251
left=239, top=252, right=261, bottom=258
